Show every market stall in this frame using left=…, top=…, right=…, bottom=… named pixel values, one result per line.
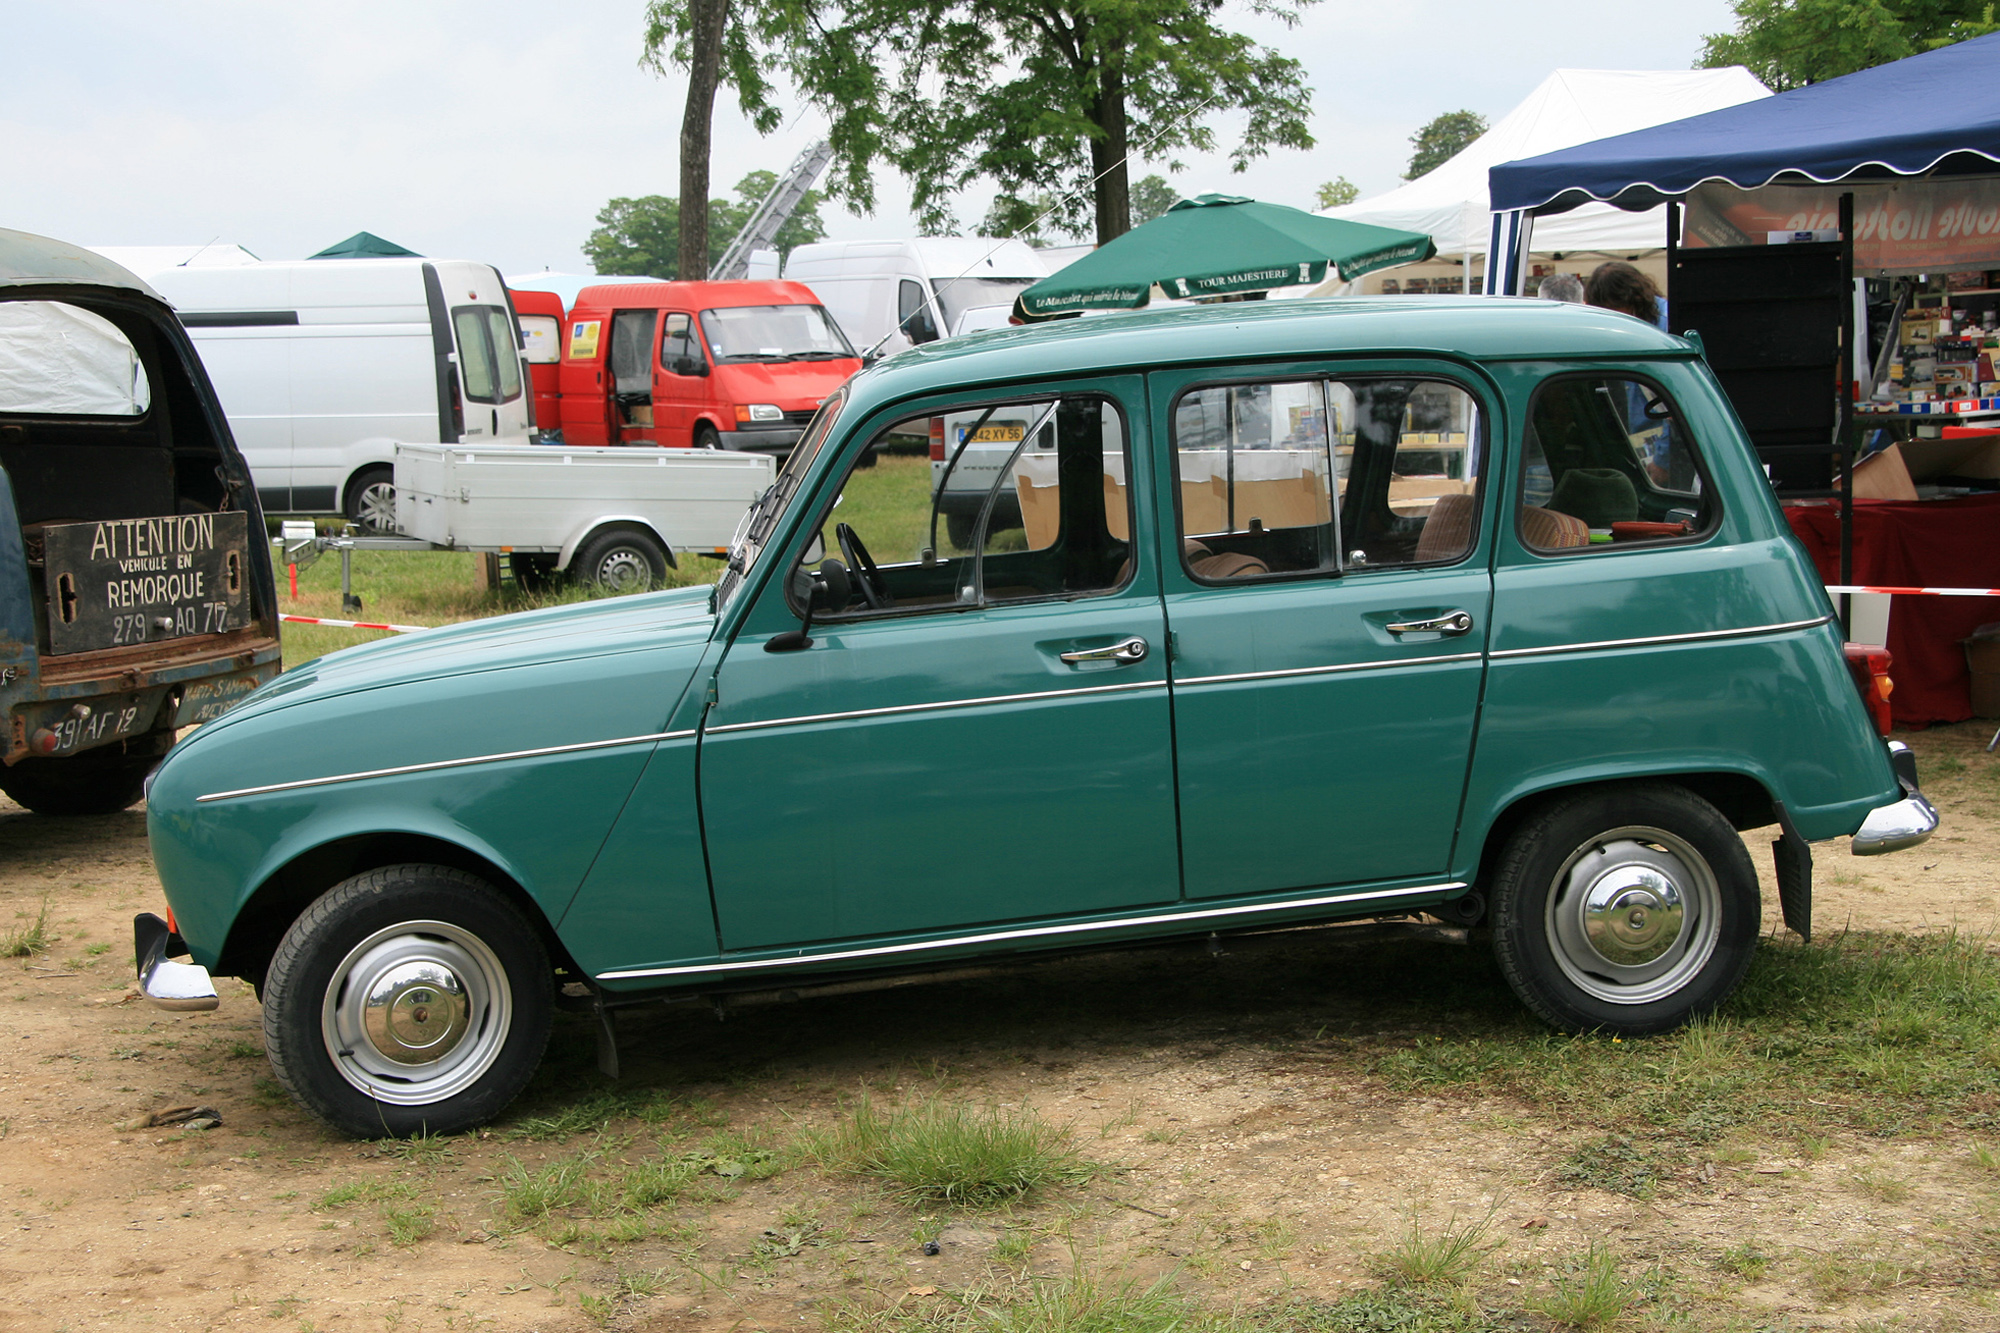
left=1484, top=33, right=2000, bottom=725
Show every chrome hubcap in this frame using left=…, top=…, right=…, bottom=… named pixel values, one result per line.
left=322, top=921, right=510, bottom=1106
left=1546, top=828, right=1720, bottom=1006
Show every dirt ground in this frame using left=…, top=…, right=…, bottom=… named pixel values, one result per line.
left=3, top=723, right=1999, bottom=1332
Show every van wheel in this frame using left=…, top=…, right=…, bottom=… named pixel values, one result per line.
left=345, top=467, right=396, bottom=533
left=694, top=424, right=720, bottom=451
left=945, top=511, right=979, bottom=549
left=1489, top=783, right=1758, bottom=1035
left=574, top=526, right=667, bottom=593
left=260, top=865, right=552, bottom=1138
left=0, top=747, right=156, bottom=815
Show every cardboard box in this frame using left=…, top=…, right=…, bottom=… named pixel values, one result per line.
left=1899, top=436, right=2000, bottom=481
left=1851, top=442, right=1918, bottom=500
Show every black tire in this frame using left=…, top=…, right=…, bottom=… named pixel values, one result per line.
left=0, top=746, right=157, bottom=815
left=508, top=552, right=558, bottom=593
left=693, top=423, right=721, bottom=451
left=1489, top=782, right=1758, bottom=1035
left=572, top=526, right=668, bottom=593
left=854, top=443, right=879, bottom=469
left=261, top=864, right=553, bottom=1138
left=945, top=510, right=979, bottom=550
left=344, top=466, right=396, bottom=533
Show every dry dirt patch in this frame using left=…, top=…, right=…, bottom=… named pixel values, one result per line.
left=0, top=725, right=1997, bottom=1331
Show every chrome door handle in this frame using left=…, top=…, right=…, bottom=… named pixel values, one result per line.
left=1060, top=636, right=1149, bottom=665
left=1386, top=611, right=1474, bottom=636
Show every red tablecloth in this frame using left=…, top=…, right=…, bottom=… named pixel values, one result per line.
left=1786, top=493, right=2000, bottom=726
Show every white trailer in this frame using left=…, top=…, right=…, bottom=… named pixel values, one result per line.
left=383, top=441, right=773, bottom=591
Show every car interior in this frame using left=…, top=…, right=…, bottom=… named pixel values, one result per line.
left=1518, top=375, right=1711, bottom=550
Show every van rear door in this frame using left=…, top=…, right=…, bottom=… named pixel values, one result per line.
left=430, top=263, right=531, bottom=441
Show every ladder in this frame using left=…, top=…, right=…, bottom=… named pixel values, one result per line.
left=709, top=140, right=833, bottom=281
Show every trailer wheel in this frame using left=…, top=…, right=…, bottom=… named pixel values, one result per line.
left=345, top=467, right=396, bottom=533
left=574, top=526, right=667, bottom=593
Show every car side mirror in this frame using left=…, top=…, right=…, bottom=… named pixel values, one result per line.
left=767, top=558, right=852, bottom=652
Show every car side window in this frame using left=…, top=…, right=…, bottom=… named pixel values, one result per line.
left=660, top=313, right=700, bottom=373
left=1519, top=374, right=1714, bottom=552
left=1170, top=376, right=1482, bottom=578
left=794, top=395, right=1131, bottom=617
left=898, top=280, right=939, bottom=345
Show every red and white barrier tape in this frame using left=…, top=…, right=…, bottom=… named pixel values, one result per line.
left=281, top=613, right=430, bottom=634
left=1826, top=585, right=2000, bottom=597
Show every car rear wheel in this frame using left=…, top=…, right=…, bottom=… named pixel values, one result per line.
left=1490, top=783, right=1758, bottom=1034
left=0, top=745, right=157, bottom=815
left=345, top=466, right=396, bottom=533
left=261, top=864, right=553, bottom=1137
left=574, top=526, right=667, bottom=593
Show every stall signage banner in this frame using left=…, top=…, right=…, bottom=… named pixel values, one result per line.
left=1684, top=180, right=2000, bottom=275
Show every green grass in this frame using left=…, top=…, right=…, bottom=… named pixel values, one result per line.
left=1527, top=1244, right=1636, bottom=1330
left=2, top=897, right=52, bottom=958
left=314, top=1179, right=416, bottom=1211
left=829, top=1268, right=1230, bottom=1333
left=1370, top=932, right=2000, bottom=1176
left=806, top=1096, right=1095, bottom=1205
left=1370, top=1210, right=1495, bottom=1288
left=497, top=1128, right=788, bottom=1229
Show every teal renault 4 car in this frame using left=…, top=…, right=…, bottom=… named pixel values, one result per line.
left=140, top=297, right=1936, bottom=1136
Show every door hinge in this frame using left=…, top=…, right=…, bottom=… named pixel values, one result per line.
left=1167, top=631, right=1180, bottom=661
left=704, top=676, right=720, bottom=706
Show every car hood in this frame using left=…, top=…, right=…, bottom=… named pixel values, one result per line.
left=209, top=586, right=718, bottom=728
left=711, top=360, right=856, bottom=407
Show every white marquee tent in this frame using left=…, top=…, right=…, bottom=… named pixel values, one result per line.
left=1321, top=67, right=1771, bottom=274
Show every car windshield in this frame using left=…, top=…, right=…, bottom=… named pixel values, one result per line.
left=716, top=389, right=846, bottom=612
left=699, top=304, right=855, bottom=363
left=931, top=276, right=1037, bottom=327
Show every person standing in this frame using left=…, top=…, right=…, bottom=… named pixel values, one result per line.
left=1585, top=261, right=1667, bottom=330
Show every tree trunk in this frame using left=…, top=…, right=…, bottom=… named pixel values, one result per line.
left=678, top=0, right=729, bottom=281
left=1089, top=55, right=1131, bottom=246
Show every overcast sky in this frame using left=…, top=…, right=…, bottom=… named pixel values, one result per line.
left=5, top=0, right=1738, bottom=275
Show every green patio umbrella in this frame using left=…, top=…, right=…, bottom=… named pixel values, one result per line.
left=1012, top=193, right=1434, bottom=321
left=308, top=231, right=421, bottom=259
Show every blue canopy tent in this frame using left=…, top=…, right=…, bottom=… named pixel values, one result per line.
left=1483, top=32, right=2000, bottom=294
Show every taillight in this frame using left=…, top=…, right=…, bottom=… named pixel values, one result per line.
left=929, top=418, right=945, bottom=461
left=448, top=373, right=464, bottom=440
left=1844, top=643, right=1894, bottom=736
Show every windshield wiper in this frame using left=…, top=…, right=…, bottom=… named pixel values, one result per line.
left=786, top=350, right=850, bottom=361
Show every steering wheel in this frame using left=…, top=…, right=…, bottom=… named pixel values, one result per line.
left=836, top=522, right=891, bottom=609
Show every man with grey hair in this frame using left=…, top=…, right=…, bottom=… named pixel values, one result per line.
left=1537, top=272, right=1585, bottom=303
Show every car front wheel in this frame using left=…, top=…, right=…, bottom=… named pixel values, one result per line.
left=1490, top=783, right=1758, bottom=1035
left=261, top=865, right=553, bottom=1137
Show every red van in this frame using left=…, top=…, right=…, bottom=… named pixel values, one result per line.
left=558, top=280, right=859, bottom=450
left=512, top=288, right=565, bottom=434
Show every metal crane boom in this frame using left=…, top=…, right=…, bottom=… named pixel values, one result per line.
left=709, top=140, right=833, bottom=281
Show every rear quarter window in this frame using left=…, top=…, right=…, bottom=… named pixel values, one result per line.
left=0, top=301, right=152, bottom=416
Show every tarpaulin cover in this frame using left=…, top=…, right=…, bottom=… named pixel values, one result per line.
left=309, top=231, right=421, bottom=259
left=1787, top=494, right=2000, bottom=727
left=1492, top=31, right=2000, bottom=217
left=0, top=300, right=151, bottom=416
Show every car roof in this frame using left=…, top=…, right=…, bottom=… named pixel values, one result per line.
left=569, top=279, right=824, bottom=312
left=846, top=296, right=1695, bottom=415
left=0, top=227, right=164, bottom=300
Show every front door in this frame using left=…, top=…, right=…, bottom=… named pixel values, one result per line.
left=653, top=311, right=703, bottom=446
left=699, top=380, right=1182, bottom=952
left=1153, top=368, right=1494, bottom=899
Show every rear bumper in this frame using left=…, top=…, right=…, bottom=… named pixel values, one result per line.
left=1851, top=741, right=1939, bottom=856
left=134, top=912, right=218, bottom=1012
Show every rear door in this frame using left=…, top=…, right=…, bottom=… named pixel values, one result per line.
left=1153, top=364, right=1495, bottom=900
left=448, top=301, right=527, bottom=441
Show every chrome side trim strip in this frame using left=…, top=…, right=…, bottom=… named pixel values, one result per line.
left=703, top=678, right=1166, bottom=735
left=196, top=729, right=696, bottom=803
left=596, top=881, right=1466, bottom=981
left=1176, top=652, right=1482, bottom=688
left=1486, top=616, right=1831, bottom=661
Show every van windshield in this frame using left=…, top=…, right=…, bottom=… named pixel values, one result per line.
left=931, top=276, right=1037, bottom=328
left=699, top=305, right=854, bottom=364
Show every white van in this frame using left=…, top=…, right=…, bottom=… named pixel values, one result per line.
left=781, top=238, right=1050, bottom=357
left=134, top=259, right=532, bottom=528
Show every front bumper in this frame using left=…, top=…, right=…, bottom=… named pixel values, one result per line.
left=1851, top=740, right=1939, bottom=856
left=722, top=426, right=806, bottom=453
left=134, top=912, right=218, bottom=1012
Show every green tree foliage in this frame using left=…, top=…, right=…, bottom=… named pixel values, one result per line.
left=789, top=0, right=1317, bottom=245
left=583, top=173, right=828, bottom=278
left=1316, top=177, right=1359, bottom=210
left=1404, top=111, right=1487, bottom=180
left=1130, top=174, right=1181, bottom=225
left=1698, top=0, right=2000, bottom=90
